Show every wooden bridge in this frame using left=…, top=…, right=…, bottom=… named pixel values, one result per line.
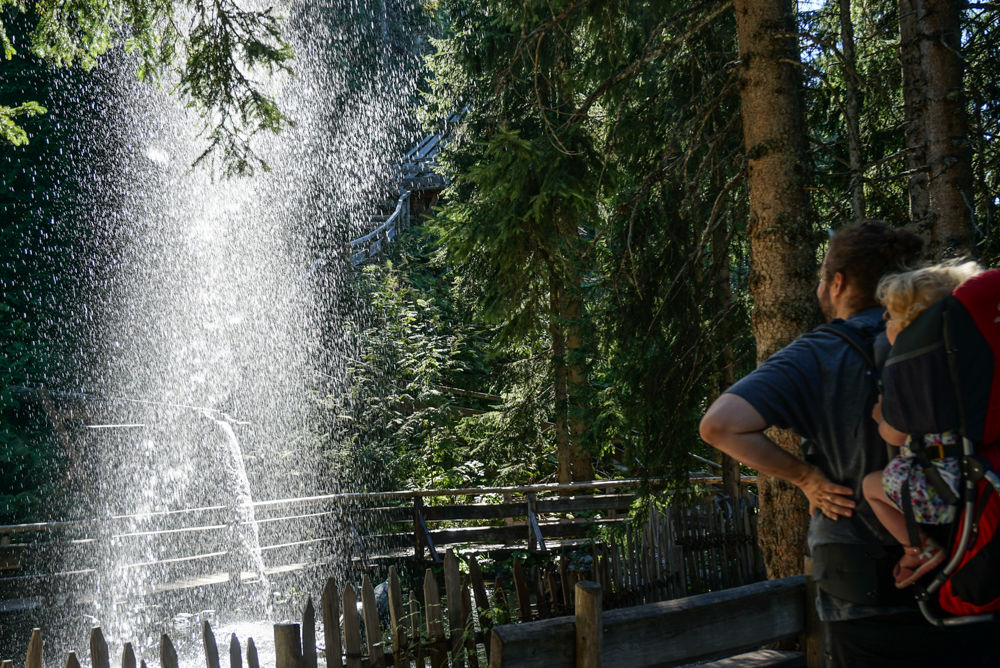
left=349, top=113, right=460, bottom=266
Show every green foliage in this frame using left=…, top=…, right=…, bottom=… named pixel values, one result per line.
left=0, top=99, right=44, bottom=145
left=0, top=0, right=294, bottom=173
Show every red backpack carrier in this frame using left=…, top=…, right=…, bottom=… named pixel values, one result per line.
left=897, top=268, right=1000, bottom=624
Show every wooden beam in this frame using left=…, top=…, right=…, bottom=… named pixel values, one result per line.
left=489, top=576, right=806, bottom=668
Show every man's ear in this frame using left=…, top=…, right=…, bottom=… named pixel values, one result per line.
left=830, top=271, right=846, bottom=298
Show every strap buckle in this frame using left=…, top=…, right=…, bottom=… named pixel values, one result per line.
left=924, top=443, right=946, bottom=461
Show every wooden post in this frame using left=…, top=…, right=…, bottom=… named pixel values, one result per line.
left=204, top=622, right=221, bottom=668
left=424, top=569, right=448, bottom=668
left=122, top=643, right=136, bottom=668
left=229, top=635, right=242, bottom=668
left=388, top=567, right=410, bottom=667
left=4, top=661, right=15, bottom=668
left=90, top=628, right=110, bottom=668
left=414, top=496, right=425, bottom=561
left=342, top=585, right=363, bottom=668
left=26, top=628, right=42, bottom=668
left=444, top=549, right=465, bottom=667
left=466, top=555, right=492, bottom=661
left=409, top=590, right=426, bottom=668
left=361, top=575, right=387, bottom=668
left=303, top=597, right=318, bottom=668
left=512, top=558, right=532, bottom=622
left=274, top=624, right=303, bottom=668
left=322, top=579, right=344, bottom=668
left=161, top=635, right=178, bottom=668
left=246, top=639, right=260, bottom=668
left=575, top=582, right=602, bottom=668
left=804, top=557, right=822, bottom=668
left=65, top=653, right=81, bottom=668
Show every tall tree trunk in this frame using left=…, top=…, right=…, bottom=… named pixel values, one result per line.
left=551, top=277, right=572, bottom=485
left=564, top=282, right=593, bottom=482
left=734, top=0, right=820, bottom=579
left=919, top=0, right=974, bottom=257
left=899, top=0, right=930, bottom=230
left=839, top=0, right=866, bottom=220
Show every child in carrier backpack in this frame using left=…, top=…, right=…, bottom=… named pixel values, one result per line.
left=863, top=260, right=982, bottom=589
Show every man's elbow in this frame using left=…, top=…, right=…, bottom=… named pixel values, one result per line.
left=699, top=401, right=730, bottom=446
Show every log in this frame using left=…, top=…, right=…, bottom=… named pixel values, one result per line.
left=122, top=643, right=136, bottom=668
left=65, top=653, right=80, bottom=668
left=160, top=635, right=178, bottom=668
left=26, top=628, right=42, bottom=668
left=322, top=579, right=344, bottom=668
left=361, top=575, right=386, bottom=668
left=91, top=627, right=110, bottom=668
left=575, top=582, right=602, bottom=668
left=444, top=549, right=465, bottom=667
left=229, top=635, right=242, bottom=668
left=388, top=567, right=410, bottom=666
left=423, top=569, right=448, bottom=668
left=204, top=622, right=221, bottom=668
left=303, top=597, right=318, bottom=668
left=247, top=638, right=260, bottom=668
left=274, top=624, right=302, bottom=668
left=342, top=585, right=363, bottom=668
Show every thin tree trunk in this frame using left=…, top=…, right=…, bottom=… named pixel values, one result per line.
left=734, top=0, right=820, bottom=579
left=551, top=277, right=572, bottom=485
left=564, top=283, right=592, bottom=482
left=899, top=0, right=930, bottom=231
left=839, top=0, right=866, bottom=220
left=919, top=0, right=974, bottom=257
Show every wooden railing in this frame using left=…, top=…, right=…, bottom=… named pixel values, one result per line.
left=350, top=191, right=411, bottom=265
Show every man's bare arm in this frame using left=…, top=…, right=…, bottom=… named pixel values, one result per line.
left=700, top=393, right=856, bottom=519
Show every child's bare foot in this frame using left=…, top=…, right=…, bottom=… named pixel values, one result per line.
left=894, top=535, right=945, bottom=588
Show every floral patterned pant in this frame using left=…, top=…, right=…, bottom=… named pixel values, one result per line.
left=882, top=431, right=961, bottom=525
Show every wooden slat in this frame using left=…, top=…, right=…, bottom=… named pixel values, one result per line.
left=229, top=634, right=242, bottom=668
left=247, top=638, right=260, bottom=668
left=65, top=653, right=80, bottom=668
left=342, top=585, right=363, bottom=668
left=444, top=550, right=464, bottom=668
left=322, top=579, right=344, bottom=668
left=421, top=504, right=526, bottom=522
left=423, top=569, right=448, bottom=668
left=466, top=555, right=491, bottom=640
left=160, top=635, right=178, bottom=668
left=361, top=576, right=386, bottom=668
left=91, top=627, right=110, bottom=668
left=488, top=576, right=806, bottom=668
left=388, top=567, right=410, bottom=666
left=203, top=623, right=221, bottom=668
left=410, top=590, right=426, bottom=668
left=461, top=586, right=478, bottom=668
left=26, top=628, right=42, bottom=668
left=303, top=597, right=318, bottom=668
left=122, top=643, right=136, bottom=668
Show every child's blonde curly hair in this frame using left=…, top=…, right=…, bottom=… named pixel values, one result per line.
left=877, top=260, right=982, bottom=328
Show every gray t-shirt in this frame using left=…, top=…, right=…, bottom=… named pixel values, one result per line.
left=727, top=306, right=907, bottom=621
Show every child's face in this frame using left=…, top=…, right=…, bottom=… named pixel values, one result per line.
left=886, top=311, right=904, bottom=345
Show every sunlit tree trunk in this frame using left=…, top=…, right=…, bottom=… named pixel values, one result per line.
left=565, top=283, right=593, bottom=482
left=734, top=0, right=820, bottom=579
left=899, top=0, right=930, bottom=228
left=839, top=0, right=866, bottom=220
left=919, top=0, right=974, bottom=256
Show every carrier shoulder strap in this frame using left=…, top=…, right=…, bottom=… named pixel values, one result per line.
left=815, top=320, right=880, bottom=371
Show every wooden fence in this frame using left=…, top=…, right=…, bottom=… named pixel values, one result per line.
left=0, top=480, right=761, bottom=613
left=1, top=552, right=808, bottom=668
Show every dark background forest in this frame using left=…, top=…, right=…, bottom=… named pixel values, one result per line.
left=1, top=0, right=998, bottom=578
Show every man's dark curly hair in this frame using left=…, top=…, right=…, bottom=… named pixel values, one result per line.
left=824, top=220, right=924, bottom=311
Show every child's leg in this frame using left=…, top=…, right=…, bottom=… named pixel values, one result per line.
left=862, top=470, right=912, bottom=546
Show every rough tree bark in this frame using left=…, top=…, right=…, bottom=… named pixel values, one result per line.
left=551, top=277, right=572, bottom=485
left=839, top=0, right=866, bottom=220
left=734, top=0, right=821, bottom=579
left=918, top=0, right=974, bottom=257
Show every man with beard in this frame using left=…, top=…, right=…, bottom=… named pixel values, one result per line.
left=700, top=220, right=1000, bottom=666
